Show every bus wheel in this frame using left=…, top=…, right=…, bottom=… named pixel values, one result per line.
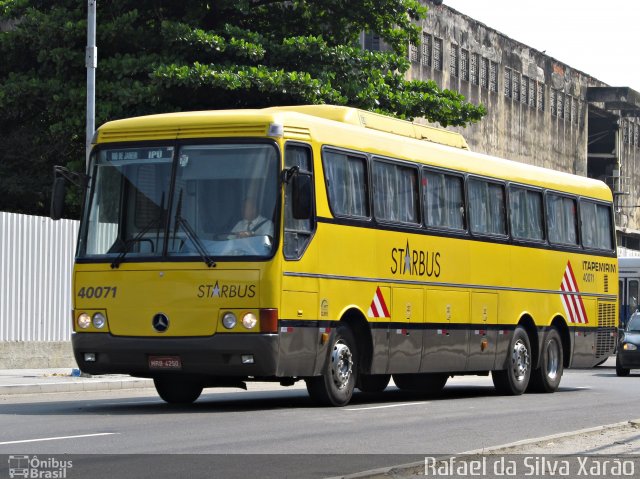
left=153, top=376, right=203, bottom=404
left=357, top=374, right=391, bottom=393
left=492, top=326, right=531, bottom=395
left=392, top=373, right=448, bottom=395
left=306, top=326, right=357, bottom=406
left=616, top=355, right=630, bottom=377
left=528, top=327, right=563, bottom=393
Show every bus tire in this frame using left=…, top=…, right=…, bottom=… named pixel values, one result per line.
left=528, top=327, right=563, bottom=393
left=153, top=376, right=203, bottom=404
left=357, top=374, right=391, bottom=393
left=616, top=355, right=630, bottom=377
left=306, top=325, right=357, bottom=406
left=492, top=326, right=531, bottom=395
left=392, top=373, right=448, bottom=395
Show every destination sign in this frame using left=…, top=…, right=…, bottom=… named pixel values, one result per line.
left=107, top=147, right=174, bottom=162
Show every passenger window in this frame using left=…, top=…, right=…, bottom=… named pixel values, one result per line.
left=546, top=194, right=578, bottom=245
left=423, top=169, right=465, bottom=230
left=580, top=200, right=613, bottom=250
left=284, top=144, right=314, bottom=259
left=323, top=150, right=369, bottom=218
left=468, top=178, right=506, bottom=235
left=373, top=160, right=419, bottom=224
left=509, top=186, right=544, bottom=241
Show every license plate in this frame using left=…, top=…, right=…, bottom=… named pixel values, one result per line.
left=148, top=356, right=182, bottom=370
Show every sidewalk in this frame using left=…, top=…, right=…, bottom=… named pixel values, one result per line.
left=0, top=368, right=153, bottom=395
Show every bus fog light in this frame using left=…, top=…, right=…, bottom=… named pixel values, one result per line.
left=241, top=355, right=254, bottom=364
left=84, top=353, right=96, bottom=362
left=242, top=313, right=258, bottom=329
left=222, top=312, right=237, bottom=329
left=77, top=313, right=91, bottom=329
left=92, top=312, right=106, bottom=329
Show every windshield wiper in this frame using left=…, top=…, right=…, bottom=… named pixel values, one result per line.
left=111, top=193, right=165, bottom=269
left=173, top=189, right=216, bottom=268
left=110, top=215, right=162, bottom=269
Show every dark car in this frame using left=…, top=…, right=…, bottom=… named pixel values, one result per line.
left=617, top=312, right=640, bottom=376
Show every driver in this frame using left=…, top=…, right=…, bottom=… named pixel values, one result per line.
left=230, top=195, right=273, bottom=238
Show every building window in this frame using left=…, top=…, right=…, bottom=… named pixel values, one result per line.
left=470, top=53, right=479, bottom=85
left=409, top=42, right=418, bottom=63
left=537, top=83, right=545, bottom=111
left=512, top=71, right=521, bottom=102
left=550, top=89, right=557, bottom=116
left=433, top=37, right=443, bottom=71
left=528, top=79, right=536, bottom=108
left=489, top=61, right=498, bottom=92
left=521, top=75, right=528, bottom=105
left=623, top=120, right=629, bottom=144
left=461, top=49, right=469, bottom=81
left=450, top=44, right=459, bottom=77
left=421, top=33, right=432, bottom=67
left=480, top=57, right=489, bottom=89
left=634, top=123, right=639, bottom=147
left=571, top=96, right=577, bottom=124
left=363, top=32, right=381, bottom=51
left=504, top=67, right=512, bottom=97
left=557, top=92, right=564, bottom=119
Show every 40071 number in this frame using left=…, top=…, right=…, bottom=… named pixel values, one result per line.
left=77, top=286, right=117, bottom=299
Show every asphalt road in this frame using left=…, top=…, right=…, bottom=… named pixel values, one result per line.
left=0, top=360, right=638, bottom=478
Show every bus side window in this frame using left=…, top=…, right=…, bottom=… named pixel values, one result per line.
left=284, top=144, right=315, bottom=260
left=629, top=280, right=639, bottom=316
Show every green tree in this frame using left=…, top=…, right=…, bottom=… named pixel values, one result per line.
left=0, top=0, right=485, bottom=217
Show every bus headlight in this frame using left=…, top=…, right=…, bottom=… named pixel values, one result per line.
left=242, top=313, right=258, bottom=330
left=623, top=343, right=638, bottom=351
left=92, top=312, right=107, bottom=329
left=77, top=313, right=91, bottom=329
left=222, top=312, right=237, bottom=329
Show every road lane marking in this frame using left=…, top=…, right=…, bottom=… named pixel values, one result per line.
left=0, top=433, right=118, bottom=445
left=346, top=401, right=426, bottom=411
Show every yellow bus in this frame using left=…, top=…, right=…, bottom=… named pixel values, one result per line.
left=52, top=105, right=618, bottom=406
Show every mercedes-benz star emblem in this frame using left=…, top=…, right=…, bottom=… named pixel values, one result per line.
left=152, top=313, right=169, bottom=333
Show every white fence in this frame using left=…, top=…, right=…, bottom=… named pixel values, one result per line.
left=0, top=211, right=79, bottom=341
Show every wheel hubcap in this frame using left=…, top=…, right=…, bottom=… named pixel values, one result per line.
left=546, top=339, right=560, bottom=380
left=330, top=340, right=353, bottom=390
left=512, top=339, right=530, bottom=382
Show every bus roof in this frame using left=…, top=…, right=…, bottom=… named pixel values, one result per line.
left=95, top=105, right=612, bottom=202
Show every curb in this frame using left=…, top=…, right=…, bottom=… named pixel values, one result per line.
left=0, top=377, right=154, bottom=395
left=327, top=419, right=640, bottom=479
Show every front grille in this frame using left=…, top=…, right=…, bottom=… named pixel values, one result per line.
left=596, top=301, right=616, bottom=358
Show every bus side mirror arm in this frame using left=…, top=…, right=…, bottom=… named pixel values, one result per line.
left=50, top=166, right=89, bottom=220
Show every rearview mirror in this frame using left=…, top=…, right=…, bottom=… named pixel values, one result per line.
left=292, top=174, right=312, bottom=220
left=50, top=176, right=67, bottom=220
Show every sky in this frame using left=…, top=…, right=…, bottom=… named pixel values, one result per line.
left=442, top=0, right=640, bottom=92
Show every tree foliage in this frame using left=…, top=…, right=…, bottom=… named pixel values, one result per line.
left=0, top=0, right=486, bottom=217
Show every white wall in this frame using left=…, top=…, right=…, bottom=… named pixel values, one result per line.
left=0, top=211, right=78, bottom=341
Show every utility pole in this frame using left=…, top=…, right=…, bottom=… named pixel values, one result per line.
left=86, top=0, right=97, bottom=170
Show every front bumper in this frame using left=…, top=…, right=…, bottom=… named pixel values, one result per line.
left=72, top=332, right=280, bottom=378
left=617, top=349, right=640, bottom=369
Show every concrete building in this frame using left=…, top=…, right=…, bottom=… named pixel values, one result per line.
left=368, top=1, right=640, bottom=253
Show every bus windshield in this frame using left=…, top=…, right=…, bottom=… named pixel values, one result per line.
left=78, top=143, right=279, bottom=262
